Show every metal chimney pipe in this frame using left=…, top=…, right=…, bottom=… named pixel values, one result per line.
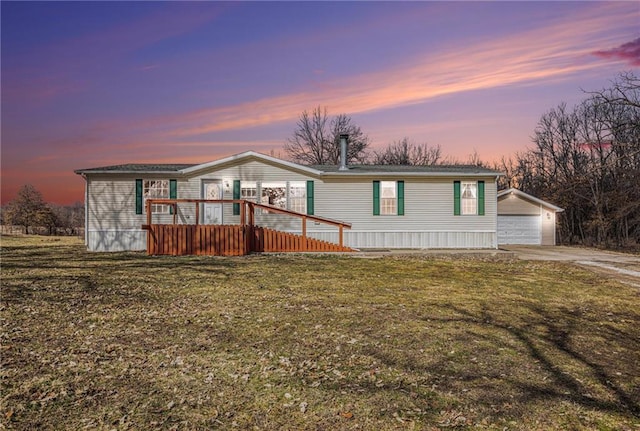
left=339, top=134, right=349, bottom=171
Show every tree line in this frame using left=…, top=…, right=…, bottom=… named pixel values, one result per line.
left=498, top=72, right=639, bottom=248
left=285, top=72, right=639, bottom=248
left=284, top=106, right=452, bottom=167
left=1, top=184, right=84, bottom=235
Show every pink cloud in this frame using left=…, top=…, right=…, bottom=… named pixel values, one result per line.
left=132, top=3, right=637, bottom=139
left=592, top=37, right=640, bottom=66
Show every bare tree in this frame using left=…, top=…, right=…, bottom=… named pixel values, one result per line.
left=4, top=184, right=48, bottom=234
left=284, top=106, right=370, bottom=165
left=51, top=202, right=85, bottom=235
left=372, top=138, right=442, bottom=165
left=466, top=149, right=487, bottom=167
left=513, top=72, right=640, bottom=247
left=492, top=156, right=518, bottom=190
left=36, top=206, right=58, bottom=235
left=588, top=71, right=640, bottom=109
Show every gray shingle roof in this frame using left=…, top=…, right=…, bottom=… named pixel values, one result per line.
left=75, top=154, right=501, bottom=176
left=310, top=164, right=501, bottom=175
left=75, top=163, right=197, bottom=174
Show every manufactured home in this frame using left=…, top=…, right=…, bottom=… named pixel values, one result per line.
left=75, top=149, right=503, bottom=252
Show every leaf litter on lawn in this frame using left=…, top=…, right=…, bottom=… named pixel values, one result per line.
left=1, top=235, right=639, bottom=430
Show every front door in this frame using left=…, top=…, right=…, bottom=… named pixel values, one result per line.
left=203, top=181, right=223, bottom=224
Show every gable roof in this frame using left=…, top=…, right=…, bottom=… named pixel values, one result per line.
left=498, top=188, right=564, bottom=212
left=75, top=150, right=502, bottom=178
left=180, top=151, right=324, bottom=176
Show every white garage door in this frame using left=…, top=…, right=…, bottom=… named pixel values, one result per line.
left=498, top=215, right=541, bottom=245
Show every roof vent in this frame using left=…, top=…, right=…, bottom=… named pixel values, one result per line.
left=339, top=134, right=349, bottom=171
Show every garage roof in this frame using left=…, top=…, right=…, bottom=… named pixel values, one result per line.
left=498, top=188, right=564, bottom=212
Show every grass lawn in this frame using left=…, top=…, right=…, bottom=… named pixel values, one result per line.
left=1, top=235, right=639, bottom=430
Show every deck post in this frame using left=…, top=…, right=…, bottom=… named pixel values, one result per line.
left=143, top=198, right=352, bottom=255
left=301, top=218, right=307, bottom=251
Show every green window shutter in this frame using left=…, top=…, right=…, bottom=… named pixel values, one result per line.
left=397, top=181, right=404, bottom=215
left=477, top=181, right=485, bottom=216
left=169, top=179, right=177, bottom=214
left=453, top=181, right=461, bottom=216
left=170, top=179, right=177, bottom=199
left=373, top=181, right=380, bottom=216
left=306, top=180, right=314, bottom=215
left=135, top=179, right=143, bottom=215
left=233, top=180, right=241, bottom=215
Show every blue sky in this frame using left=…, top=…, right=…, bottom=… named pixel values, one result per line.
left=1, top=1, right=638, bottom=203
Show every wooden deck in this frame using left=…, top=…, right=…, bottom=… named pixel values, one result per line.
left=143, top=199, right=353, bottom=256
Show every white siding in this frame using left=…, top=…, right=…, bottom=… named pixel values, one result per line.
left=308, top=178, right=497, bottom=249
left=84, top=159, right=499, bottom=250
left=182, top=160, right=313, bottom=230
left=541, top=210, right=556, bottom=246
left=183, top=163, right=498, bottom=249
left=497, top=194, right=540, bottom=215
left=497, top=192, right=559, bottom=246
left=85, top=175, right=177, bottom=251
left=314, top=178, right=496, bottom=233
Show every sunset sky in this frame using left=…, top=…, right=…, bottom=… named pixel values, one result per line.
left=1, top=1, right=639, bottom=204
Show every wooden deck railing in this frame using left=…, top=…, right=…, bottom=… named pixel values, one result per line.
left=142, top=199, right=353, bottom=255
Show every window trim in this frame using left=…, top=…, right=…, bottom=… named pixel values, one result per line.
left=229, top=179, right=314, bottom=215
left=373, top=180, right=404, bottom=216
left=288, top=181, right=307, bottom=214
left=141, top=179, right=171, bottom=214
left=380, top=180, right=397, bottom=216
left=461, top=181, right=478, bottom=215
left=454, top=180, right=485, bottom=216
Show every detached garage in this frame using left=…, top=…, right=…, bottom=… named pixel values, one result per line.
left=497, top=188, right=563, bottom=245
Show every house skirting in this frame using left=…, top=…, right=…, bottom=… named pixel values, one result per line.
left=87, top=229, right=497, bottom=252
left=307, top=230, right=497, bottom=249
left=87, top=229, right=147, bottom=252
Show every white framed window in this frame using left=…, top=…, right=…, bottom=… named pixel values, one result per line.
left=461, top=181, right=477, bottom=215
left=241, top=181, right=258, bottom=202
left=144, top=180, right=170, bottom=214
left=289, top=181, right=306, bottom=213
left=261, top=182, right=287, bottom=209
left=380, top=181, right=397, bottom=215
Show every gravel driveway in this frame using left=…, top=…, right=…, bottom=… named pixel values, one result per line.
left=502, top=245, right=640, bottom=287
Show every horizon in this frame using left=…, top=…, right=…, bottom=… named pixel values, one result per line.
left=2, top=1, right=638, bottom=204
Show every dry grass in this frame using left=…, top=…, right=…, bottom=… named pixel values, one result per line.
left=1, top=235, right=639, bottom=430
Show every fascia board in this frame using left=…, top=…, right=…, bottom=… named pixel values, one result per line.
left=498, top=188, right=564, bottom=212
left=179, top=151, right=324, bottom=177
left=74, top=170, right=185, bottom=176
left=320, top=171, right=503, bottom=179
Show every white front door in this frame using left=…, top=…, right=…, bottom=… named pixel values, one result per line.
left=203, top=181, right=223, bottom=224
